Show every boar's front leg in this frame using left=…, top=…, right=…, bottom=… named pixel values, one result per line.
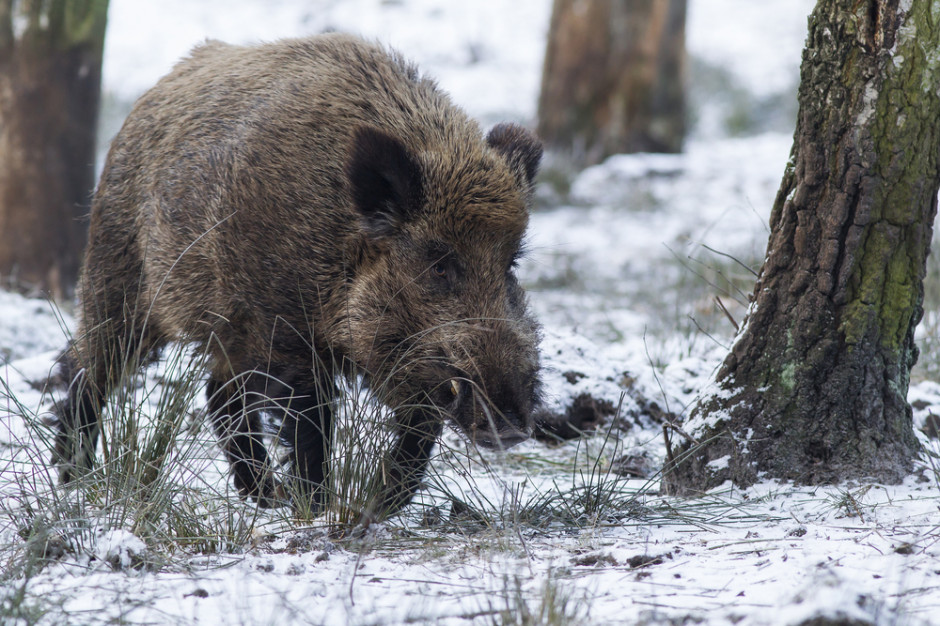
left=274, top=384, right=335, bottom=514
left=366, top=411, right=442, bottom=520
left=206, top=374, right=282, bottom=507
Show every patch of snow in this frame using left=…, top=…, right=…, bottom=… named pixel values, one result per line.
left=527, top=133, right=790, bottom=301
left=706, top=455, right=730, bottom=471
left=94, top=528, right=149, bottom=571
left=0, top=291, right=71, bottom=363
left=687, top=0, right=815, bottom=99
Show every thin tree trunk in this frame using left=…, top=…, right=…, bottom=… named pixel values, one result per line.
left=537, top=0, right=686, bottom=167
left=0, top=0, right=108, bottom=300
left=663, top=0, right=940, bottom=495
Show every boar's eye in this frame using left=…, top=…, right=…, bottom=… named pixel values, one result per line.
left=429, top=258, right=456, bottom=286
left=425, top=242, right=456, bottom=288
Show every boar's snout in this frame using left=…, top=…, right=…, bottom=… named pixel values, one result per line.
left=436, top=322, right=540, bottom=451
left=444, top=378, right=533, bottom=450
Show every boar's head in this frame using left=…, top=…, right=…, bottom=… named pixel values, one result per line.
left=343, top=123, right=542, bottom=450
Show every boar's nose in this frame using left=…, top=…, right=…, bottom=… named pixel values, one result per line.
left=470, top=388, right=532, bottom=450
left=489, top=416, right=530, bottom=447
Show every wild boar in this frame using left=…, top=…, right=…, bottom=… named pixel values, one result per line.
left=52, top=33, right=542, bottom=519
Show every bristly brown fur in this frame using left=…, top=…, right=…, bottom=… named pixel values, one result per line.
left=52, top=33, right=543, bottom=519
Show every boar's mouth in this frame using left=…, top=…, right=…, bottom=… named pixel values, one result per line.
left=439, top=378, right=532, bottom=450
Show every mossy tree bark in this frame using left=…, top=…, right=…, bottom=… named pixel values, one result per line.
left=537, top=0, right=686, bottom=167
left=663, top=0, right=940, bottom=495
left=0, top=0, right=108, bottom=299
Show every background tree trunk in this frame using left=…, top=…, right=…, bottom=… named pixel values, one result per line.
left=663, top=0, right=940, bottom=495
left=0, top=0, right=108, bottom=300
left=537, top=0, right=687, bottom=167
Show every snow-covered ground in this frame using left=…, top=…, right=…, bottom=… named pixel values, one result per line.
left=3, top=1, right=940, bottom=624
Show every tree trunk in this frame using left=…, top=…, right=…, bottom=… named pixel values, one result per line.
left=663, top=0, right=940, bottom=495
left=537, top=0, right=687, bottom=167
left=0, top=0, right=108, bottom=300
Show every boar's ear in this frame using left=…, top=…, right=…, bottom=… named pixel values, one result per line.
left=347, top=126, right=423, bottom=238
left=486, top=123, right=543, bottom=189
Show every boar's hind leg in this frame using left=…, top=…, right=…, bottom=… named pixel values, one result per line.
left=53, top=302, right=162, bottom=484
left=53, top=345, right=107, bottom=483
left=370, top=412, right=442, bottom=519
left=207, top=374, right=282, bottom=507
